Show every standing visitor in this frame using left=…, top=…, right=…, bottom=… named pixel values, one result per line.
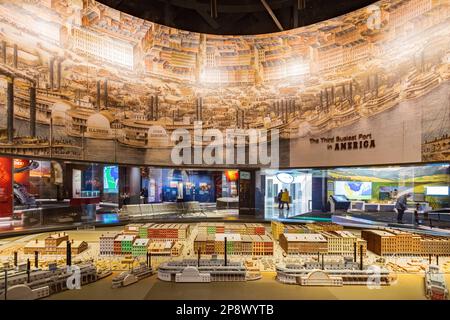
left=277, top=189, right=283, bottom=209
left=395, top=193, right=411, bottom=223
left=281, top=188, right=290, bottom=210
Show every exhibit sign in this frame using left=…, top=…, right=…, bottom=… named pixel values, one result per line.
left=0, top=157, right=13, bottom=218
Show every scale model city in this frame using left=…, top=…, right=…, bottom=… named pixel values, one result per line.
left=0, top=221, right=449, bottom=299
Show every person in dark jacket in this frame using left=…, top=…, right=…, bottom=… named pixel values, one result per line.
left=395, top=193, right=411, bottom=223
left=277, top=190, right=283, bottom=209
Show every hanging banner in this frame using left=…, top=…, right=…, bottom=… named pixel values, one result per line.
left=0, top=157, right=13, bottom=218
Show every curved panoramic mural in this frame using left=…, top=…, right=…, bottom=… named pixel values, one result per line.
left=0, top=0, right=448, bottom=167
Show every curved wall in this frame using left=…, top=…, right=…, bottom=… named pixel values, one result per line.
left=0, top=0, right=448, bottom=167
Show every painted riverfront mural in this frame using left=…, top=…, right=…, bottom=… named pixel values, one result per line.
left=0, top=0, right=449, bottom=167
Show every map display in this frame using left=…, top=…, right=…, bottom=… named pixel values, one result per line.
left=335, top=181, right=372, bottom=200
left=103, top=166, right=119, bottom=193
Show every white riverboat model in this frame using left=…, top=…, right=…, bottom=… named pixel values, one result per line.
left=158, top=258, right=261, bottom=283
left=111, top=263, right=154, bottom=288
left=276, top=258, right=393, bottom=286
left=425, top=265, right=448, bottom=300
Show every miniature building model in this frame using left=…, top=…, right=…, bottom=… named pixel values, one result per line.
left=171, top=242, right=184, bottom=256
left=132, top=238, right=150, bottom=257
left=114, top=235, right=137, bottom=255
left=44, top=233, right=69, bottom=254
left=194, top=233, right=273, bottom=256
left=361, top=228, right=450, bottom=256
left=124, top=224, right=142, bottom=235
left=198, top=223, right=266, bottom=236
left=56, top=240, right=88, bottom=255
left=99, top=232, right=121, bottom=256
left=100, top=224, right=188, bottom=257
left=146, top=224, right=190, bottom=241
left=148, top=241, right=174, bottom=255
left=321, top=231, right=367, bottom=255
left=279, top=233, right=328, bottom=254
left=271, top=221, right=343, bottom=240
left=24, top=233, right=87, bottom=255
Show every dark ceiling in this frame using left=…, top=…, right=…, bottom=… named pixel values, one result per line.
left=97, top=0, right=378, bottom=35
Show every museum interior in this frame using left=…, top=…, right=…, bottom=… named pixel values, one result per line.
left=0, top=0, right=449, bottom=301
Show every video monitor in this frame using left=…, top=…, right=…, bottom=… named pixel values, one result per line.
left=103, top=166, right=119, bottom=193
left=425, top=186, right=449, bottom=196
left=335, top=181, right=372, bottom=200
left=332, top=195, right=349, bottom=202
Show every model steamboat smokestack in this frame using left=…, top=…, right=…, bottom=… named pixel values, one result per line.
left=13, top=252, right=17, bottom=267
left=66, top=240, right=72, bottom=267
left=224, top=237, right=228, bottom=266
left=353, top=242, right=357, bottom=262
left=359, top=245, right=363, bottom=270
left=147, top=252, right=152, bottom=268
left=34, top=251, right=39, bottom=269
left=197, top=249, right=201, bottom=267
left=26, top=259, right=30, bottom=283
left=4, top=269, right=8, bottom=300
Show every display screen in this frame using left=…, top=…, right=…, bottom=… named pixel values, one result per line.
left=425, top=186, right=449, bottom=196
left=335, top=181, right=372, bottom=200
left=333, top=195, right=349, bottom=202
left=103, top=166, right=119, bottom=193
